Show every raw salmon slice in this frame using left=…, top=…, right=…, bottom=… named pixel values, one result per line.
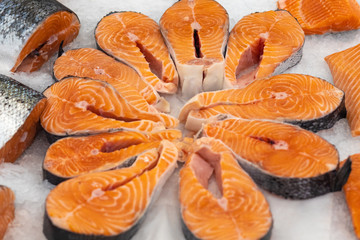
left=40, top=77, right=179, bottom=140
left=180, top=137, right=272, bottom=240
left=180, top=74, right=345, bottom=132
left=278, top=0, right=360, bottom=35
left=44, top=140, right=178, bottom=240
left=95, top=12, right=178, bottom=94
left=0, top=186, right=15, bottom=240
left=224, top=10, right=304, bottom=89
left=0, top=74, right=46, bottom=163
left=53, top=48, right=169, bottom=112
left=202, top=118, right=351, bottom=199
left=160, top=0, right=229, bottom=99
left=43, top=129, right=182, bottom=184
left=0, top=0, right=80, bottom=72
left=325, top=44, right=360, bottom=136
left=343, top=154, right=360, bottom=239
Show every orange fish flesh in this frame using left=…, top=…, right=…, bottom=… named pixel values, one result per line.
left=201, top=118, right=351, bottom=199
left=325, top=44, right=360, bottom=136
left=160, top=0, right=229, bottom=99
left=224, top=10, right=304, bottom=88
left=0, top=0, right=80, bottom=72
left=44, top=140, right=178, bottom=240
left=43, top=129, right=182, bottom=184
left=40, top=77, right=179, bottom=140
left=179, top=74, right=345, bottom=132
left=343, top=154, right=360, bottom=239
left=180, top=137, right=272, bottom=240
left=0, top=186, right=15, bottom=240
left=95, top=12, right=178, bottom=94
left=277, top=0, right=360, bottom=35
left=53, top=48, right=169, bottom=112
left=0, top=75, right=46, bottom=163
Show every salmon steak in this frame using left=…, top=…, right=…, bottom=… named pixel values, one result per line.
left=180, top=137, right=272, bottom=240
left=223, top=10, right=304, bottom=89
left=201, top=118, right=351, bottom=199
left=342, top=154, right=360, bottom=239
left=43, top=140, right=178, bottom=240
left=325, top=44, right=360, bottom=136
left=40, top=77, right=179, bottom=141
left=0, top=186, right=15, bottom=240
left=180, top=74, right=345, bottom=132
left=0, top=0, right=80, bottom=72
left=43, top=129, right=182, bottom=184
left=0, top=74, right=46, bottom=163
left=95, top=11, right=178, bottom=94
left=53, top=48, right=169, bottom=112
left=160, top=0, right=229, bottom=99
left=277, top=0, right=360, bottom=35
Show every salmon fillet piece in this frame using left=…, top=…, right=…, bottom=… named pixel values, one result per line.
left=160, top=0, right=229, bottom=99
left=0, top=186, right=15, bottom=240
left=180, top=137, right=272, bottom=240
left=0, top=0, right=80, bottom=72
left=343, top=154, right=360, bottom=239
left=325, top=44, right=360, bottom=136
left=278, top=0, right=360, bottom=35
left=44, top=140, right=178, bottom=239
left=0, top=74, right=46, bottom=163
left=40, top=77, right=179, bottom=138
left=180, top=74, right=345, bottom=132
left=201, top=118, right=351, bottom=199
left=224, top=10, right=304, bottom=88
left=43, top=129, right=182, bottom=184
left=53, top=48, right=169, bottom=112
left=95, top=12, right=178, bottom=94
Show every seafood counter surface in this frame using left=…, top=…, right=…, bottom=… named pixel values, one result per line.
left=1, top=0, right=360, bottom=239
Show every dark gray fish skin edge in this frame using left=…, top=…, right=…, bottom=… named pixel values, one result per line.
left=180, top=213, right=273, bottom=240
left=287, top=94, right=346, bottom=132
left=0, top=0, right=77, bottom=39
left=43, top=209, right=142, bottom=240
left=237, top=157, right=352, bottom=200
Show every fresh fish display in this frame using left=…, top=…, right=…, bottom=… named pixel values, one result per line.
left=342, top=154, right=360, bottom=239
left=53, top=48, right=169, bottom=112
left=0, top=0, right=80, bottom=72
left=95, top=12, right=178, bottom=94
left=277, top=0, right=360, bottom=35
left=180, top=74, right=345, bottom=132
left=180, top=137, right=272, bottom=240
left=40, top=77, right=178, bottom=141
left=201, top=118, right=351, bottom=199
left=44, top=140, right=178, bottom=240
left=224, top=10, right=304, bottom=89
left=43, top=129, right=182, bottom=184
left=160, top=0, right=229, bottom=99
left=0, top=186, right=15, bottom=240
left=325, top=44, right=360, bottom=136
left=0, top=74, right=46, bottom=163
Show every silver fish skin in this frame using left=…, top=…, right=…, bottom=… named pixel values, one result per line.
left=0, top=0, right=79, bottom=72
left=0, top=74, right=45, bottom=163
